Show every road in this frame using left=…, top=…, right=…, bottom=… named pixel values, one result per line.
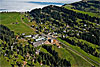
left=20, top=16, right=100, bottom=66
left=21, top=15, right=35, bottom=31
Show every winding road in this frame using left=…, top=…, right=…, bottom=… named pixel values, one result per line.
left=20, top=14, right=100, bottom=66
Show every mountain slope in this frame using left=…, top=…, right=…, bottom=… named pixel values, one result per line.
left=0, top=0, right=100, bottom=67
left=29, top=5, right=100, bottom=66
left=64, top=0, right=100, bottom=13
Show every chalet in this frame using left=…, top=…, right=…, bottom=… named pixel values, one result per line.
left=31, top=25, right=34, bottom=28
left=63, top=35, right=66, bottom=38
left=35, top=34, right=39, bottom=37
left=35, top=50, right=40, bottom=55
left=77, top=33, right=79, bottom=36
left=32, top=36, right=36, bottom=39
left=72, top=30, right=74, bottom=31
left=17, top=49, right=19, bottom=52
left=53, top=32, right=57, bottom=35
left=35, top=30, right=39, bottom=33
left=84, top=24, right=87, bottom=26
left=24, top=35, right=32, bottom=38
left=97, top=24, right=99, bottom=26
left=31, top=34, right=39, bottom=39
left=79, top=31, right=81, bottom=32
left=26, top=53, right=30, bottom=57
left=57, top=46, right=61, bottom=48
left=41, top=22, right=43, bottom=24
left=66, top=25, right=69, bottom=27
left=23, top=61, right=27, bottom=67
left=40, top=62, right=43, bottom=66
left=4, top=53, right=7, bottom=56
left=45, top=40, right=51, bottom=44
left=48, top=33, right=52, bottom=35
left=11, top=46, right=13, bottom=51
left=35, top=27, right=38, bottom=30
left=35, top=37, right=45, bottom=42
left=66, top=34, right=68, bottom=37
left=48, top=39, right=53, bottom=43
left=22, top=33, right=25, bottom=35
left=83, top=29, right=86, bottom=30
left=16, top=35, right=19, bottom=39
left=92, top=35, right=94, bottom=36
left=29, top=20, right=31, bottom=22
left=63, top=30, right=66, bottom=33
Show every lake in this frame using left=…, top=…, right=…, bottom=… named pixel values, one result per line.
left=0, top=0, right=81, bottom=12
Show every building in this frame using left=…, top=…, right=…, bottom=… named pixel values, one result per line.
left=35, top=37, right=45, bottom=42
left=24, top=35, right=32, bottom=38
left=22, top=33, right=25, bottom=35
left=11, top=46, right=13, bottom=51
left=23, top=61, right=27, bottom=67
left=35, top=50, right=40, bottom=55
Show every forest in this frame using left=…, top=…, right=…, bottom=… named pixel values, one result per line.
left=70, top=0, right=100, bottom=13
left=29, top=5, right=100, bottom=45
left=0, top=25, right=71, bottom=66
left=0, top=0, right=100, bottom=67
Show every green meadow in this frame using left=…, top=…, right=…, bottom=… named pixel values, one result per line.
left=40, top=45, right=92, bottom=67
left=63, top=5, right=100, bottom=18
left=0, top=56, right=11, bottom=67
left=57, top=38, right=100, bottom=66
left=0, top=12, right=35, bottom=35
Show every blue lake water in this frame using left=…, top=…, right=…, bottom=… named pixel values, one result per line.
left=0, top=0, right=81, bottom=12
left=27, top=1, right=65, bottom=5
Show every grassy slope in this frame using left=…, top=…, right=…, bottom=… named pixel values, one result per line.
left=0, top=55, right=11, bottom=67
left=0, top=12, right=35, bottom=35
left=57, top=38, right=100, bottom=66
left=0, top=3, right=99, bottom=67
left=21, top=13, right=37, bottom=30
left=52, top=46, right=92, bottom=67
left=63, top=5, right=100, bottom=18
left=41, top=45, right=91, bottom=67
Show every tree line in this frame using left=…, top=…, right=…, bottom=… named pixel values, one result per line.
left=61, top=36, right=99, bottom=57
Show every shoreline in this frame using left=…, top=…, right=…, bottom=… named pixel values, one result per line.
left=0, top=5, right=62, bottom=13
left=0, top=0, right=82, bottom=13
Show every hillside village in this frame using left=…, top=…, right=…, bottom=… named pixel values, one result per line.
left=16, top=33, right=61, bottom=48
left=0, top=0, right=100, bottom=67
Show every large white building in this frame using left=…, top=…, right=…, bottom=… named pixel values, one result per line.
left=35, top=37, right=45, bottom=42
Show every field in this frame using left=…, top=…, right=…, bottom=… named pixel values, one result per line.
left=63, top=5, right=100, bottom=18
left=0, top=12, right=36, bottom=35
left=0, top=56, right=11, bottom=67
left=57, top=38, right=100, bottom=66
left=0, top=1, right=100, bottom=66
left=53, top=45, right=92, bottom=67
left=40, top=45, right=92, bottom=67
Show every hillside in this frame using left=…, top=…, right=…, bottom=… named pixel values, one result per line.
left=29, top=5, right=100, bottom=45
left=64, top=0, right=100, bottom=13
left=0, top=0, right=100, bottom=67
left=0, top=12, right=36, bottom=35
left=29, top=5, right=100, bottom=66
left=88, top=0, right=100, bottom=1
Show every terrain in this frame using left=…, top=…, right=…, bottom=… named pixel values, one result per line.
left=0, top=0, right=100, bottom=67
left=65, top=0, right=100, bottom=13
left=0, top=12, right=36, bottom=35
